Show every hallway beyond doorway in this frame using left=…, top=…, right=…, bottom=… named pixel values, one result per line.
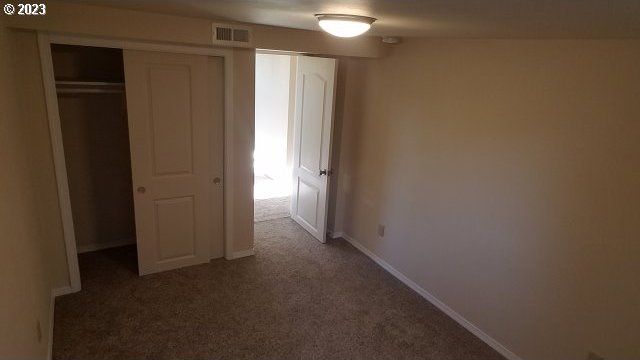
left=254, top=175, right=290, bottom=222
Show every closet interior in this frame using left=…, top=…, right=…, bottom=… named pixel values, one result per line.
left=52, top=44, right=137, bottom=260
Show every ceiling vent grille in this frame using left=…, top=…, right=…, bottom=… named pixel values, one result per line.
left=212, top=23, right=253, bottom=48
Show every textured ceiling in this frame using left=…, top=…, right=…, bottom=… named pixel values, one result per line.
left=64, top=0, right=640, bottom=38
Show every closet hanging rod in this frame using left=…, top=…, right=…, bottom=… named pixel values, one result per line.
left=55, top=80, right=125, bottom=94
left=55, top=80, right=125, bottom=87
left=56, top=88, right=124, bottom=94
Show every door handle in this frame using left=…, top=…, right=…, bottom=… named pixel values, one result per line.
left=319, top=169, right=333, bottom=176
left=137, top=186, right=146, bottom=193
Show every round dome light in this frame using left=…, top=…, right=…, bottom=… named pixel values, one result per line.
left=315, top=14, right=377, bottom=38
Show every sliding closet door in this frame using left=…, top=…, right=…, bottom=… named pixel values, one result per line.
left=124, top=50, right=220, bottom=275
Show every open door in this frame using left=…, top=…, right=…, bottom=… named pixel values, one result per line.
left=124, top=50, right=221, bottom=275
left=291, top=56, right=338, bottom=243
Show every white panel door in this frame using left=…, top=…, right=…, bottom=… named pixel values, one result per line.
left=124, top=50, right=221, bottom=275
left=291, top=56, right=337, bottom=243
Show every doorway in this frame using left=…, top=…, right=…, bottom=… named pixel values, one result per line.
left=254, top=52, right=296, bottom=222
left=254, top=52, right=338, bottom=242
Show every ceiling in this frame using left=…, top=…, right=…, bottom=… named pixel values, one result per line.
left=66, top=0, right=640, bottom=38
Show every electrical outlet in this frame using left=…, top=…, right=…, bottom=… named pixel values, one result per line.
left=36, top=320, right=42, bottom=344
left=586, top=352, right=604, bottom=360
left=377, top=224, right=385, bottom=237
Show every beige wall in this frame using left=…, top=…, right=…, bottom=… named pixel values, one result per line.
left=11, top=30, right=69, bottom=290
left=327, top=56, right=365, bottom=232
left=0, top=25, right=61, bottom=358
left=5, top=1, right=388, bottom=58
left=231, top=47, right=256, bottom=252
left=333, top=39, right=640, bottom=360
left=252, top=24, right=388, bottom=58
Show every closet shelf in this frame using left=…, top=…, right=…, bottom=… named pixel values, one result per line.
left=56, top=80, right=125, bottom=94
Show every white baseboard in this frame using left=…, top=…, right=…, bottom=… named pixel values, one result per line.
left=231, top=248, right=255, bottom=259
left=76, top=238, right=136, bottom=254
left=341, top=233, right=523, bottom=360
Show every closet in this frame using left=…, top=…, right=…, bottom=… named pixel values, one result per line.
left=50, top=43, right=225, bottom=281
left=52, top=44, right=137, bottom=257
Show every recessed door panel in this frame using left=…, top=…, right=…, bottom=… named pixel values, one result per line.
left=299, top=74, right=326, bottom=176
left=296, top=179, right=319, bottom=229
left=155, top=196, right=195, bottom=261
left=148, top=65, right=194, bottom=176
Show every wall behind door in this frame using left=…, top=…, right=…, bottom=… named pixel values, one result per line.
left=255, top=53, right=291, bottom=180
left=58, top=94, right=136, bottom=252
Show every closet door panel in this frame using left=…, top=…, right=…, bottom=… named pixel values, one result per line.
left=148, top=65, right=194, bottom=176
left=124, top=50, right=215, bottom=276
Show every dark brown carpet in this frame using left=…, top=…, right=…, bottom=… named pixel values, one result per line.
left=53, top=217, right=504, bottom=360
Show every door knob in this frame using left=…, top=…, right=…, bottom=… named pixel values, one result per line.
left=319, top=169, right=333, bottom=176
left=213, top=177, right=221, bottom=184
left=137, top=186, right=146, bottom=193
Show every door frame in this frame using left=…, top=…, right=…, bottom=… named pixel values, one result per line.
left=253, top=50, right=298, bottom=215
left=37, top=32, right=236, bottom=293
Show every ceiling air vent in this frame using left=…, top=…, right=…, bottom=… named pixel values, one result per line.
left=212, top=23, right=253, bottom=48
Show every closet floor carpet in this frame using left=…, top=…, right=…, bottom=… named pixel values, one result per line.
left=53, top=217, right=504, bottom=360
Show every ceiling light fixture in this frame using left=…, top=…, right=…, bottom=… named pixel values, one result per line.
left=315, top=14, right=376, bottom=38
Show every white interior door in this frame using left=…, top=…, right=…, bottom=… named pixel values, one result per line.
left=124, top=50, right=221, bottom=275
left=291, top=56, right=337, bottom=243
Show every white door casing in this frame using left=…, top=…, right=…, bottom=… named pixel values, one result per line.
left=124, top=50, right=222, bottom=275
left=291, top=56, right=338, bottom=243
